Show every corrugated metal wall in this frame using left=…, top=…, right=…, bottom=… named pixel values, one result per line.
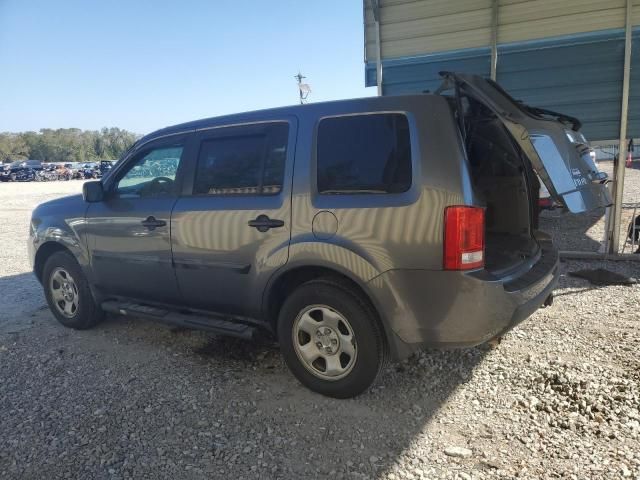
left=364, top=0, right=640, bottom=140
left=364, top=0, right=494, bottom=59
left=498, top=0, right=630, bottom=43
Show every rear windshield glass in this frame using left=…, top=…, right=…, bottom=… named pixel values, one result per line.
left=317, top=113, right=411, bottom=194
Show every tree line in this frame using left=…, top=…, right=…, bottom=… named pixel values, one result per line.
left=0, top=128, right=139, bottom=164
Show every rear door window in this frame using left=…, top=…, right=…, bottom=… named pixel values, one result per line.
left=317, top=114, right=411, bottom=194
left=193, top=122, right=288, bottom=196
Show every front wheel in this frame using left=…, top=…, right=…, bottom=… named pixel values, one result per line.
left=278, top=279, right=387, bottom=398
left=43, top=251, right=104, bottom=329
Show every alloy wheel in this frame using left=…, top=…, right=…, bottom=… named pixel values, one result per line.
left=292, top=305, right=357, bottom=381
left=49, top=267, right=79, bottom=318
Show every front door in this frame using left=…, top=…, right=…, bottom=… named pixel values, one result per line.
left=171, top=119, right=295, bottom=318
left=85, top=134, right=190, bottom=303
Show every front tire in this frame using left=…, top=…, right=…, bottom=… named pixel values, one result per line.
left=43, top=251, right=104, bottom=329
left=278, top=278, right=387, bottom=398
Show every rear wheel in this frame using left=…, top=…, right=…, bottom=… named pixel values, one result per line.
left=43, top=251, right=104, bottom=329
left=278, top=279, right=386, bottom=398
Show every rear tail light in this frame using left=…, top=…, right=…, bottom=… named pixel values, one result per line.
left=538, top=197, right=553, bottom=208
left=443, top=206, right=485, bottom=270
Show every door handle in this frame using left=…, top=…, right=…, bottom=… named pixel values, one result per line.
left=141, top=216, right=167, bottom=230
left=248, top=214, right=284, bottom=232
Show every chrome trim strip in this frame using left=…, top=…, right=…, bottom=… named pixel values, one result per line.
left=195, top=119, right=290, bottom=133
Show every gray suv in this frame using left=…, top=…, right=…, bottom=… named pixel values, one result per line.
left=29, top=73, right=611, bottom=398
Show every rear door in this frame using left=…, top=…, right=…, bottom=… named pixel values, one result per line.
left=171, top=119, right=295, bottom=318
left=442, top=72, right=611, bottom=213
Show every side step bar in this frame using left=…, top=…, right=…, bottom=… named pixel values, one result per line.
left=101, top=300, right=258, bottom=341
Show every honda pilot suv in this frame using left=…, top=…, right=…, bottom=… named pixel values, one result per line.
left=29, top=73, right=611, bottom=398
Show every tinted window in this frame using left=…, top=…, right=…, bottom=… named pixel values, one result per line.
left=317, top=114, right=411, bottom=194
left=115, top=145, right=183, bottom=198
left=194, top=123, right=288, bottom=195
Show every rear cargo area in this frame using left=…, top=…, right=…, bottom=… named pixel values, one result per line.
left=464, top=103, right=540, bottom=275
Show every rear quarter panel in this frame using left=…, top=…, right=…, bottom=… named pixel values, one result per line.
left=287, top=95, right=470, bottom=280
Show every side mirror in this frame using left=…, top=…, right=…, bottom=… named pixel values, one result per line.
left=82, top=181, right=104, bottom=203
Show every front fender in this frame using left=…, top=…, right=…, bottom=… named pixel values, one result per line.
left=29, top=199, right=90, bottom=278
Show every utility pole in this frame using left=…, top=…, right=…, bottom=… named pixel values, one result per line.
left=294, top=72, right=311, bottom=104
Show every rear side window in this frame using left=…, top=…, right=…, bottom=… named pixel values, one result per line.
left=317, top=113, right=411, bottom=194
left=194, top=122, right=288, bottom=196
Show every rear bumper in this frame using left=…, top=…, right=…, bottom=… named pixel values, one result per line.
left=367, top=239, right=559, bottom=360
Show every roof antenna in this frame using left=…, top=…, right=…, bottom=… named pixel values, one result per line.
left=294, top=72, right=311, bottom=104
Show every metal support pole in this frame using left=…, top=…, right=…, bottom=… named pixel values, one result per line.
left=490, top=0, right=499, bottom=80
left=371, top=0, right=383, bottom=96
left=609, top=0, right=633, bottom=253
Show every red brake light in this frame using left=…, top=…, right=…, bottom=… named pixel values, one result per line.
left=443, top=206, right=485, bottom=270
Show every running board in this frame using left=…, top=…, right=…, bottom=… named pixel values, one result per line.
left=101, top=300, right=258, bottom=341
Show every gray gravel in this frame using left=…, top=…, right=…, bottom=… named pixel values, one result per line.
left=1, top=179, right=639, bottom=479
left=540, top=160, right=640, bottom=253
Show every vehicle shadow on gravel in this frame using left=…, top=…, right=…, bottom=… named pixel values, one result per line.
left=0, top=272, right=46, bottom=328
left=3, top=276, right=491, bottom=479
left=160, top=324, right=491, bottom=478
left=186, top=331, right=491, bottom=477
left=539, top=207, right=606, bottom=253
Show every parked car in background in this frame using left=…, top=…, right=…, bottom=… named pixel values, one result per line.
left=35, top=163, right=61, bottom=182
left=54, top=164, right=72, bottom=181
left=29, top=72, right=612, bottom=398
left=99, top=160, right=114, bottom=177
left=0, top=160, right=42, bottom=182
left=79, top=162, right=99, bottom=179
left=5, top=167, right=36, bottom=182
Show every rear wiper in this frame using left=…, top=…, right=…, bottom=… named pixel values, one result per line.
left=521, top=105, right=582, bottom=131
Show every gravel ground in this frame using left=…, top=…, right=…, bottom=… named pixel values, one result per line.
left=0, top=178, right=639, bottom=480
left=540, top=160, right=640, bottom=253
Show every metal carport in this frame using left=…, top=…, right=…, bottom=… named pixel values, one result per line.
left=364, top=0, right=639, bottom=254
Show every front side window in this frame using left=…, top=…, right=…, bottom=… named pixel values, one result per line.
left=194, top=122, right=288, bottom=196
left=317, top=113, right=412, bottom=194
left=115, top=144, right=184, bottom=198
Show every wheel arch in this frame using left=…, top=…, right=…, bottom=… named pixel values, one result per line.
left=262, top=263, right=394, bottom=355
left=34, top=241, right=76, bottom=283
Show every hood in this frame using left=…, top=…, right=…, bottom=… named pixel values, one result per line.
left=32, top=194, right=87, bottom=219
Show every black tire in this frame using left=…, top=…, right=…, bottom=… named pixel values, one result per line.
left=43, top=251, right=104, bottom=329
left=277, top=278, right=387, bottom=398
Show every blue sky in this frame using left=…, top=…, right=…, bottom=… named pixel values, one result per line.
left=0, top=0, right=374, bottom=134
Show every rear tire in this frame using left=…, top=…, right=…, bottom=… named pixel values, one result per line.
left=278, top=278, right=387, bottom=398
left=43, top=251, right=104, bottom=329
